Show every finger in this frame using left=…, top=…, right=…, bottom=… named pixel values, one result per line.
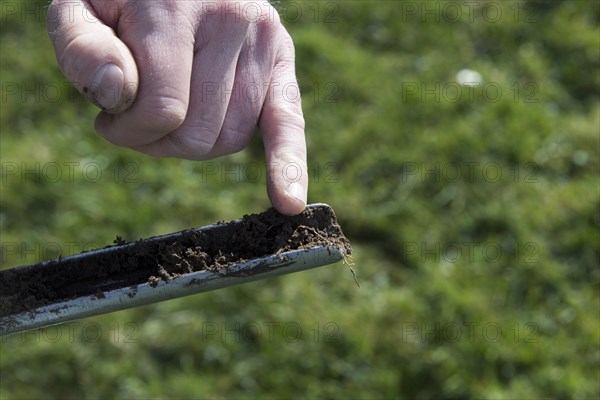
left=93, top=3, right=196, bottom=148
left=132, top=14, right=249, bottom=159
left=259, top=29, right=307, bottom=216
left=47, top=0, right=138, bottom=113
left=201, top=22, right=271, bottom=159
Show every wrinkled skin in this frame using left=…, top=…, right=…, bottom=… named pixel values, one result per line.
left=47, top=0, right=307, bottom=215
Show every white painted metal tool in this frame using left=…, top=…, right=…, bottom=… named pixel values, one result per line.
left=1, top=204, right=348, bottom=336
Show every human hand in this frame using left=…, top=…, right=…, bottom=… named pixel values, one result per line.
left=47, top=0, right=307, bottom=215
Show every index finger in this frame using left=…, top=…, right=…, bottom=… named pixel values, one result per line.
left=259, top=29, right=307, bottom=216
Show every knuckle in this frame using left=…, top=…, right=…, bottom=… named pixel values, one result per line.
left=257, top=2, right=281, bottom=25
left=217, top=0, right=252, bottom=23
left=138, top=103, right=187, bottom=134
left=255, top=5, right=283, bottom=33
left=164, top=129, right=217, bottom=160
left=55, top=33, right=91, bottom=80
left=270, top=101, right=305, bottom=125
left=253, top=12, right=295, bottom=61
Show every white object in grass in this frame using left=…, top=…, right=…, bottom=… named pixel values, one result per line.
left=456, top=69, right=483, bottom=87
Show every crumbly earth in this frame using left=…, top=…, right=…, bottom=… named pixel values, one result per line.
left=0, top=205, right=351, bottom=317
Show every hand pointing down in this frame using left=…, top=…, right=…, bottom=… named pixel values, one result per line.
left=47, top=0, right=307, bottom=215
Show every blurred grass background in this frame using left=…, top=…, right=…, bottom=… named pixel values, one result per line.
left=1, top=0, right=599, bottom=398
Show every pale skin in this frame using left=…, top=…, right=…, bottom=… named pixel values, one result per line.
left=47, top=0, right=307, bottom=215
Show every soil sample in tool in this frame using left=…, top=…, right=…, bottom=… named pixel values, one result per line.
left=0, top=204, right=352, bottom=317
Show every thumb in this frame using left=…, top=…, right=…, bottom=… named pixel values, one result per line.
left=47, top=0, right=138, bottom=113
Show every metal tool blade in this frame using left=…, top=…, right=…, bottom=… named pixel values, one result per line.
left=1, top=204, right=348, bottom=336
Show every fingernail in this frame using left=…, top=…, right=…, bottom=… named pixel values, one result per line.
left=87, top=63, right=124, bottom=110
left=286, top=182, right=306, bottom=205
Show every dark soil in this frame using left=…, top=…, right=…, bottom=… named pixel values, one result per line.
left=0, top=205, right=351, bottom=317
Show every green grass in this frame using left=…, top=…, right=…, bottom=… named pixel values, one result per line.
left=1, top=0, right=599, bottom=398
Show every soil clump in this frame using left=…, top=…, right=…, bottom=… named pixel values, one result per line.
left=0, top=205, right=351, bottom=316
